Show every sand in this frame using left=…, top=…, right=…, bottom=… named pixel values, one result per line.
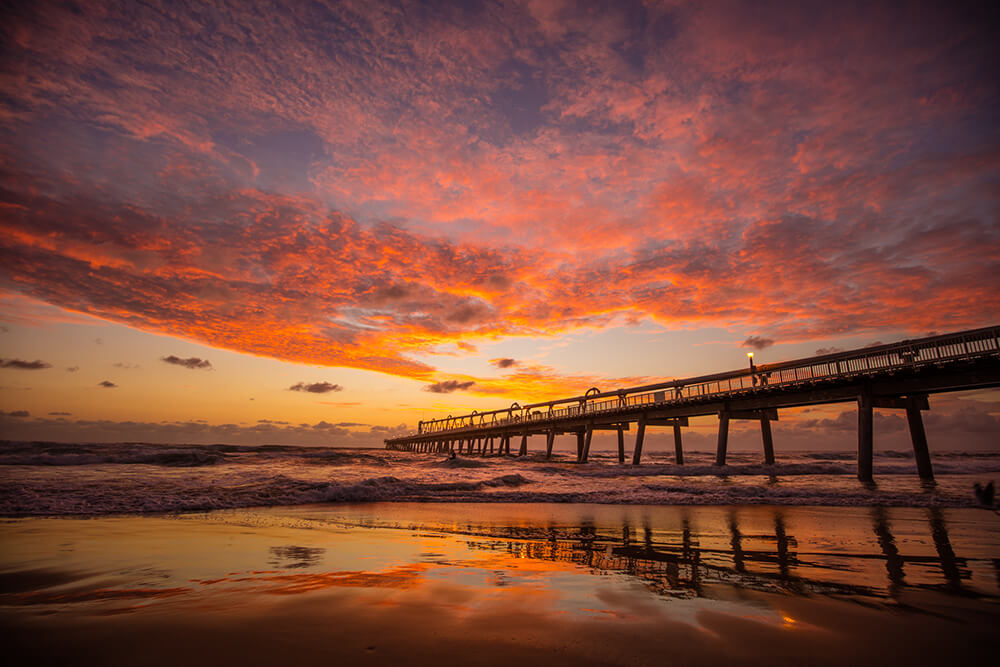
left=2, top=503, right=998, bottom=666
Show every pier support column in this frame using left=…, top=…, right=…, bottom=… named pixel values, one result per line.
left=715, top=411, right=730, bottom=466
left=858, top=390, right=874, bottom=482
left=631, top=415, right=647, bottom=465
left=906, top=396, right=933, bottom=481
left=761, top=416, right=775, bottom=465
left=580, top=424, right=593, bottom=463
left=617, top=426, right=625, bottom=463
left=518, top=432, right=528, bottom=457
left=673, top=421, right=684, bottom=465
left=575, top=431, right=585, bottom=460
left=546, top=430, right=555, bottom=459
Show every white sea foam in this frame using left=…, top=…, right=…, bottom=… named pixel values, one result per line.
left=1, top=441, right=997, bottom=516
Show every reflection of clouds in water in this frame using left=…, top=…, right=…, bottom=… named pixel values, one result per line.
left=237, top=565, right=427, bottom=594
left=268, top=545, right=326, bottom=569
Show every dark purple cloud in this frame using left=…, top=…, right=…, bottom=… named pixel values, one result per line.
left=98, top=380, right=117, bottom=388
left=742, top=336, right=774, bottom=351
left=491, top=358, right=518, bottom=369
left=161, top=355, right=212, bottom=370
left=424, top=380, right=476, bottom=394
left=289, top=381, right=343, bottom=394
left=0, top=358, right=51, bottom=370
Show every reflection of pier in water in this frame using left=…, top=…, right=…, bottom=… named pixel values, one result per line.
left=463, top=509, right=998, bottom=602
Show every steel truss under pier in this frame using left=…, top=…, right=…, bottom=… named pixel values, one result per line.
left=385, top=326, right=1000, bottom=481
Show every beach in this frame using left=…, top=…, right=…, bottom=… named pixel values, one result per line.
left=3, top=502, right=998, bottom=666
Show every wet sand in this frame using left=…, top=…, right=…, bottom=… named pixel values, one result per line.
left=2, top=503, right=998, bottom=666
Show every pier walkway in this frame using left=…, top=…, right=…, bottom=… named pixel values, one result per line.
left=385, top=326, right=1000, bottom=481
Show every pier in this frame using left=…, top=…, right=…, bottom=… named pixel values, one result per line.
left=385, top=326, right=1000, bottom=481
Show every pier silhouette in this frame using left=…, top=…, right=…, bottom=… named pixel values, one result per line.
left=387, top=326, right=1000, bottom=481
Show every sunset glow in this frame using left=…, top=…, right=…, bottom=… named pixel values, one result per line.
left=2, top=0, right=998, bottom=448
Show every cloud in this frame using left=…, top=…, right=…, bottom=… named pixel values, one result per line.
left=113, top=362, right=140, bottom=369
left=815, top=347, right=845, bottom=355
left=48, top=411, right=72, bottom=416
left=289, top=381, right=343, bottom=394
left=490, top=358, right=518, bottom=369
left=0, top=0, right=995, bottom=397
left=424, top=380, right=476, bottom=393
left=98, top=380, right=117, bottom=388
left=742, top=336, right=775, bottom=351
left=0, top=415, right=411, bottom=447
left=0, top=358, right=51, bottom=370
left=0, top=410, right=30, bottom=417
left=66, top=366, right=79, bottom=372
left=161, top=355, right=212, bottom=370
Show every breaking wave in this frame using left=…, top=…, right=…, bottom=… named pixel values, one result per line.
left=1, top=441, right=998, bottom=516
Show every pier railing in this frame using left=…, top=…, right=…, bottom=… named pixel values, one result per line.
left=413, top=325, right=1000, bottom=436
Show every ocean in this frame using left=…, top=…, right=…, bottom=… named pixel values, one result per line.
left=2, top=441, right=998, bottom=516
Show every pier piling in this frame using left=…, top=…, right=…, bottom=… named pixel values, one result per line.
left=761, top=416, right=775, bottom=465
left=906, top=396, right=933, bottom=480
left=631, top=415, right=647, bottom=465
left=673, top=421, right=684, bottom=464
left=858, top=391, right=874, bottom=482
left=715, top=411, right=730, bottom=466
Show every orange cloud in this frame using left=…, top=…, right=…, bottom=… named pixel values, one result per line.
left=0, top=0, right=997, bottom=399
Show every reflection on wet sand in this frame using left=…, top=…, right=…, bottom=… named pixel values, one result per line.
left=2, top=505, right=999, bottom=667
left=456, top=507, right=996, bottom=604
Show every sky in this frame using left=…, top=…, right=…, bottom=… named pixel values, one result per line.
left=1, top=0, right=998, bottom=450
